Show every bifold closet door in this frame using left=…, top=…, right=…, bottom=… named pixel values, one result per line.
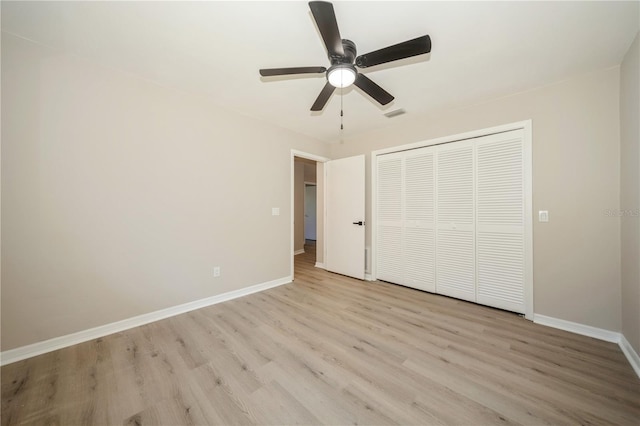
left=376, top=148, right=436, bottom=291
left=475, top=130, right=526, bottom=313
left=435, top=141, right=475, bottom=302
left=376, top=153, right=403, bottom=284
left=404, top=149, right=435, bottom=292
left=375, top=128, right=528, bottom=315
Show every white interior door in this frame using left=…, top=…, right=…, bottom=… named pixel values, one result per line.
left=304, top=184, right=317, bottom=240
left=326, top=155, right=365, bottom=280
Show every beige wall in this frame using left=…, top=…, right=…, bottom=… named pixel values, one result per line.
left=304, top=163, right=316, bottom=183
left=330, top=66, right=622, bottom=332
left=620, top=31, right=640, bottom=353
left=1, top=34, right=329, bottom=350
left=294, top=161, right=305, bottom=252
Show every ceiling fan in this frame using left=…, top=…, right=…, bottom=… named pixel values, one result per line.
left=259, top=1, right=432, bottom=112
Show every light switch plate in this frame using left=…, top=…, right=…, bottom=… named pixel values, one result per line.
left=539, top=210, right=549, bottom=222
left=272, top=207, right=280, bottom=216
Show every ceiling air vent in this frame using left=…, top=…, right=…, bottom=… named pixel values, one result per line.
left=384, top=108, right=406, bottom=118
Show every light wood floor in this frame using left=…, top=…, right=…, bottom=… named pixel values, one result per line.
left=2, top=243, right=639, bottom=425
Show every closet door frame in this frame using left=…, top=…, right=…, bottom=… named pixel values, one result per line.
left=371, top=120, right=533, bottom=320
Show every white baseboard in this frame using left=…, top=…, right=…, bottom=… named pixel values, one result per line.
left=294, top=249, right=305, bottom=255
left=0, top=276, right=292, bottom=366
left=533, top=314, right=640, bottom=378
left=314, top=262, right=325, bottom=269
left=619, top=334, right=640, bottom=378
left=365, top=274, right=373, bottom=281
left=533, top=314, right=620, bottom=343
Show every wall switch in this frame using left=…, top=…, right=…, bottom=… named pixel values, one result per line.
left=539, top=210, right=549, bottom=222
left=272, top=207, right=280, bottom=216
left=213, top=266, right=221, bottom=277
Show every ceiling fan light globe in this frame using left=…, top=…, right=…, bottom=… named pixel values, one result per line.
left=327, top=66, right=356, bottom=88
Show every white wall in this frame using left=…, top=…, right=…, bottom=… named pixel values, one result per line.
left=331, top=66, right=622, bottom=332
left=1, top=34, right=329, bottom=350
left=620, top=31, right=640, bottom=354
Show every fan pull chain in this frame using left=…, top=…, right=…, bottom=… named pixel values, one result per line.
left=340, top=84, right=344, bottom=142
left=338, top=70, right=345, bottom=143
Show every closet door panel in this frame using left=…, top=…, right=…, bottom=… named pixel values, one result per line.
left=378, top=225, right=403, bottom=283
left=437, top=229, right=475, bottom=300
left=404, top=228, right=435, bottom=291
left=405, top=150, right=435, bottom=223
left=477, top=231, right=524, bottom=311
left=376, top=154, right=404, bottom=284
left=476, top=131, right=525, bottom=313
left=404, top=149, right=435, bottom=292
left=436, top=142, right=475, bottom=301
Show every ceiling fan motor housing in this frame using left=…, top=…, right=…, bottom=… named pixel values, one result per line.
left=331, top=39, right=357, bottom=65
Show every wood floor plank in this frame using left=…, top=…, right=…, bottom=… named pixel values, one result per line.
left=2, top=242, right=639, bottom=425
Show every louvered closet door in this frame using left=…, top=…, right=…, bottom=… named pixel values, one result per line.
left=376, top=153, right=403, bottom=284
left=436, top=141, right=475, bottom=302
left=404, top=148, right=436, bottom=292
left=476, top=130, right=526, bottom=313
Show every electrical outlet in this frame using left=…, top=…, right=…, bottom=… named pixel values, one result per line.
left=539, top=210, right=549, bottom=222
left=213, top=266, right=221, bottom=277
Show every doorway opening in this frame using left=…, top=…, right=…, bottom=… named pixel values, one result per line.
left=291, top=151, right=329, bottom=280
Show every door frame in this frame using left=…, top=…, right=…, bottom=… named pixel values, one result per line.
left=371, top=120, right=533, bottom=320
left=291, top=150, right=330, bottom=279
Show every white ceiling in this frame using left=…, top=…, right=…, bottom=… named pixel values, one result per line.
left=2, top=1, right=639, bottom=143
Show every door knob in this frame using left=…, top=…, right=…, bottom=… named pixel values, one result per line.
left=352, top=221, right=364, bottom=226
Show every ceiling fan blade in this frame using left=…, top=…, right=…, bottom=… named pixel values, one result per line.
left=260, top=66, right=326, bottom=77
left=356, top=35, right=431, bottom=68
left=309, top=1, right=345, bottom=58
left=354, top=74, right=394, bottom=105
left=311, top=81, right=336, bottom=111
